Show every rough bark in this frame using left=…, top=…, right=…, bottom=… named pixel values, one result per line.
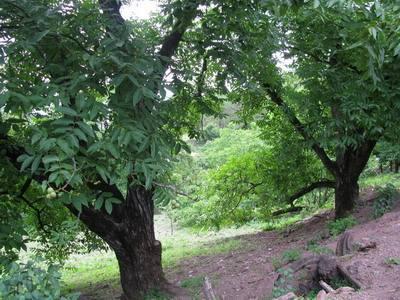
left=334, top=140, right=376, bottom=218
left=334, top=176, right=359, bottom=218
left=70, top=186, right=165, bottom=299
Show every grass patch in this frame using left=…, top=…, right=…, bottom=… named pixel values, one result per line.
left=180, top=276, right=204, bottom=298
left=144, top=289, right=170, bottom=300
left=162, top=238, right=242, bottom=268
left=360, top=173, right=400, bottom=189
left=329, top=275, right=358, bottom=290
left=385, top=257, right=400, bottom=266
left=61, top=235, right=242, bottom=296
left=262, top=214, right=304, bottom=232
left=373, top=184, right=399, bottom=218
left=272, top=249, right=302, bottom=270
left=327, top=216, right=357, bottom=236
left=61, top=252, right=119, bottom=294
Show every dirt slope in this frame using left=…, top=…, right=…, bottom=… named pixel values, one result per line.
left=167, top=190, right=400, bottom=299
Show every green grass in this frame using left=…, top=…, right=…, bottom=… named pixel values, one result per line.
left=385, top=257, right=400, bottom=266
left=271, top=248, right=302, bottom=270
left=360, top=173, right=400, bottom=189
left=61, top=216, right=245, bottom=297
left=180, top=276, right=204, bottom=299
left=327, top=216, right=357, bottom=236
left=163, top=238, right=242, bottom=268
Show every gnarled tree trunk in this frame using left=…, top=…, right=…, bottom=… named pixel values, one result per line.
left=74, top=185, right=165, bottom=299
left=334, top=140, right=376, bottom=218
left=334, top=175, right=359, bottom=218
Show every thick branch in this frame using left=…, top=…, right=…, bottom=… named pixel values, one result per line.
left=272, top=205, right=304, bottom=216
left=264, top=86, right=339, bottom=176
left=288, top=179, right=336, bottom=204
left=98, top=0, right=124, bottom=24
left=159, top=2, right=200, bottom=67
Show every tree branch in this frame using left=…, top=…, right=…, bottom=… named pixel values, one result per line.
left=264, top=86, right=339, bottom=177
left=287, top=179, right=336, bottom=204
left=159, top=2, right=200, bottom=68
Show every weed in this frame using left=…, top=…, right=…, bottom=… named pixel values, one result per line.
left=282, top=249, right=302, bottom=262
left=307, top=244, right=334, bottom=255
left=373, top=184, right=399, bottom=218
left=327, top=216, right=357, bottom=236
left=305, top=288, right=319, bottom=299
left=272, top=249, right=302, bottom=270
left=180, top=276, right=204, bottom=298
left=385, top=257, right=400, bottom=266
left=271, top=268, right=294, bottom=298
left=329, top=275, right=358, bottom=290
left=144, top=289, right=170, bottom=300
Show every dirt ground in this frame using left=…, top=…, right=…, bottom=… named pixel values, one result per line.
left=167, top=188, right=400, bottom=299
left=78, top=189, right=400, bottom=299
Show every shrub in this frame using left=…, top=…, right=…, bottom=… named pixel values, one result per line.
left=327, top=216, right=357, bottom=236
left=0, top=260, right=79, bottom=300
left=373, top=184, right=399, bottom=218
left=282, top=249, right=302, bottom=262
left=271, top=268, right=294, bottom=298
left=272, top=249, right=302, bottom=270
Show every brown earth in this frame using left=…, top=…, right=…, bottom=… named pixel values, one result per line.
left=79, top=188, right=400, bottom=299
left=167, top=188, right=400, bottom=299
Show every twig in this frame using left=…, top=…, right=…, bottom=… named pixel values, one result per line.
left=203, top=276, right=217, bottom=300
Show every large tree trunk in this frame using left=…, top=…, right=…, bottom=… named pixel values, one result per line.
left=334, top=140, right=376, bottom=218
left=334, top=175, right=359, bottom=218
left=74, top=185, right=166, bottom=299
left=114, top=187, right=165, bottom=300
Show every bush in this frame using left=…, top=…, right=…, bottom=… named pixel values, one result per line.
left=272, top=249, right=302, bottom=270
left=271, top=268, right=294, bottom=298
left=0, top=260, right=79, bottom=300
left=327, top=216, right=357, bottom=236
left=373, top=184, right=399, bottom=218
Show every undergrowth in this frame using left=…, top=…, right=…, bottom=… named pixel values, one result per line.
left=327, top=216, right=357, bottom=236
left=373, top=184, right=399, bottom=218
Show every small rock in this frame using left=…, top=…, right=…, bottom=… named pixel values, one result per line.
left=316, top=290, right=327, bottom=300
left=273, top=292, right=297, bottom=300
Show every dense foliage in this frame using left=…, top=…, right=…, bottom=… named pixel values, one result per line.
left=1, top=0, right=400, bottom=298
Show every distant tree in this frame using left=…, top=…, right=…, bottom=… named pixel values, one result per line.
left=0, top=0, right=202, bottom=298
left=189, top=0, right=400, bottom=217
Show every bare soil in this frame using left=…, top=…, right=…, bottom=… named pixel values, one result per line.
left=79, top=188, right=400, bottom=299
left=167, top=188, right=400, bottom=299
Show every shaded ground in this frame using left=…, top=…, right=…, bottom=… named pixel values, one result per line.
left=77, top=189, right=400, bottom=299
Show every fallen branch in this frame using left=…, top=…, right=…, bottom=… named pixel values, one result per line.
left=319, top=280, right=335, bottom=293
left=203, top=276, right=217, bottom=300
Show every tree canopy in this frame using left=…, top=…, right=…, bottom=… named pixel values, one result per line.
left=1, top=0, right=400, bottom=298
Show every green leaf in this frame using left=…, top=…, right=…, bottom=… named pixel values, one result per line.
left=73, top=128, right=87, bottom=142
left=94, top=197, right=104, bottom=210
left=57, top=107, right=78, bottom=117
left=42, top=155, right=59, bottom=165
left=77, top=122, right=95, bottom=138
left=106, top=143, right=119, bottom=158
left=56, top=139, right=74, bottom=155
left=31, top=156, right=41, bottom=174
left=20, top=156, right=34, bottom=171
left=32, top=30, right=50, bottom=43
left=71, top=197, right=82, bottom=212
left=95, top=165, right=108, bottom=183
left=31, top=132, right=42, bottom=144
left=132, top=89, right=142, bottom=106
left=87, top=142, right=102, bottom=153
left=104, top=200, right=113, bottom=214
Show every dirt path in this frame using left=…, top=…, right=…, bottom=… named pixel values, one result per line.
left=167, top=190, right=400, bottom=299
